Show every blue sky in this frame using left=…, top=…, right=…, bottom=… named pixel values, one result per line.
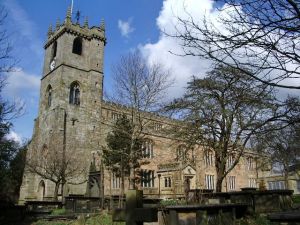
left=1, top=0, right=164, bottom=141
left=1, top=0, right=299, bottom=142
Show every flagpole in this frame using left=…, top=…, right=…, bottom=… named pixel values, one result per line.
left=71, top=0, right=74, bottom=14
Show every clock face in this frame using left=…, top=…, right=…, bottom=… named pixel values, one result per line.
left=50, top=59, right=56, bottom=71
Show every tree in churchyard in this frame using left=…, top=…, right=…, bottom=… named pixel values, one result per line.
left=253, top=123, right=300, bottom=189
left=169, top=0, right=300, bottom=89
left=26, top=115, right=87, bottom=201
left=0, top=126, right=18, bottom=200
left=7, top=144, right=26, bottom=201
left=0, top=6, right=24, bottom=201
left=165, top=65, right=298, bottom=192
left=110, top=50, right=172, bottom=189
left=103, top=115, right=143, bottom=207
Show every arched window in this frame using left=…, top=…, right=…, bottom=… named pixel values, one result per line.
left=47, top=85, right=52, bottom=107
left=176, top=145, right=187, bottom=161
left=142, top=139, right=154, bottom=158
left=41, top=144, right=48, bottom=156
left=204, top=150, right=214, bottom=166
left=52, top=41, right=57, bottom=59
left=72, top=37, right=82, bottom=55
left=69, top=82, right=80, bottom=105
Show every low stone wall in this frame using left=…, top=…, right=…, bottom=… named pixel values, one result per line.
left=162, top=203, right=249, bottom=225
left=25, top=200, right=63, bottom=214
left=188, top=189, right=293, bottom=214
left=65, top=196, right=101, bottom=213
left=229, top=190, right=293, bottom=213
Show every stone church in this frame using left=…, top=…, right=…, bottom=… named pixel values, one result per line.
left=19, top=9, right=262, bottom=203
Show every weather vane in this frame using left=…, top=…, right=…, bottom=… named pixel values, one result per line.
left=75, top=10, right=81, bottom=24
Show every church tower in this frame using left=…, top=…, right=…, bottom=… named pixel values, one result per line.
left=19, top=8, right=106, bottom=203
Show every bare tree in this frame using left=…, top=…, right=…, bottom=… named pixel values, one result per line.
left=165, top=65, right=298, bottom=192
left=0, top=6, right=24, bottom=201
left=26, top=114, right=87, bottom=201
left=0, top=7, right=16, bottom=77
left=169, top=0, right=300, bottom=89
left=110, top=50, right=172, bottom=189
left=253, top=123, right=300, bottom=189
left=0, top=6, right=23, bottom=120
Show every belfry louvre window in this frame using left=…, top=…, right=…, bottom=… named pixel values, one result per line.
left=47, top=85, right=52, bottom=107
left=141, top=170, right=155, bottom=188
left=69, top=82, right=80, bottom=105
left=52, top=41, right=57, bottom=59
left=72, top=37, right=82, bottom=55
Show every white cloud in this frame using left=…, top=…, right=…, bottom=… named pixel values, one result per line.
left=118, top=18, right=135, bottom=38
left=140, top=0, right=300, bottom=98
left=4, top=68, right=40, bottom=99
left=140, top=0, right=216, bottom=98
left=6, top=130, right=22, bottom=144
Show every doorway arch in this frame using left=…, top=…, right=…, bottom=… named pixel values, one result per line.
left=38, top=180, right=45, bottom=200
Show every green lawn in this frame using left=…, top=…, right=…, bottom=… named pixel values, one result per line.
left=31, top=212, right=124, bottom=225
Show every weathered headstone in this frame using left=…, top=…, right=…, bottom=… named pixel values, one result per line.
left=112, top=190, right=158, bottom=225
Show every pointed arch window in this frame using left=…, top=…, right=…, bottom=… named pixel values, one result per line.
left=142, top=139, right=154, bottom=158
left=69, top=82, right=80, bottom=105
left=72, top=37, right=82, bottom=55
left=176, top=145, right=187, bottom=161
left=47, top=85, right=52, bottom=107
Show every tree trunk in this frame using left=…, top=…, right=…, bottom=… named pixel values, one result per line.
left=216, top=177, right=223, bottom=192
left=53, top=182, right=59, bottom=201
left=119, top=172, right=125, bottom=208
left=283, top=169, right=289, bottom=190
left=61, top=181, right=65, bottom=204
left=215, top=155, right=226, bottom=192
left=119, top=156, right=124, bottom=208
left=129, top=164, right=135, bottom=189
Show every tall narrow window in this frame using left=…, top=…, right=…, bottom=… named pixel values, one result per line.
left=247, top=156, right=255, bottom=170
left=142, top=139, right=154, bottom=158
left=111, top=172, right=121, bottom=189
left=227, top=154, right=235, bottom=168
left=228, top=176, right=236, bottom=191
left=69, top=82, right=80, bottom=105
left=47, top=85, right=52, bottom=107
left=164, top=177, right=172, bottom=188
left=205, top=174, right=215, bottom=190
left=204, top=150, right=214, bottom=166
left=248, top=178, right=256, bottom=188
left=176, top=145, right=186, bottom=161
left=72, top=37, right=82, bottom=55
left=141, top=170, right=155, bottom=188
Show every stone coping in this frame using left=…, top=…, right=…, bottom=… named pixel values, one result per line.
left=25, top=201, right=62, bottom=205
left=268, top=210, right=300, bottom=221
left=205, top=190, right=294, bottom=196
left=65, top=196, right=101, bottom=200
left=166, top=203, right=249, bottom=210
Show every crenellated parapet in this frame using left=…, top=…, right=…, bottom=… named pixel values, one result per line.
left=45, top=7, right=106, bottom=49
